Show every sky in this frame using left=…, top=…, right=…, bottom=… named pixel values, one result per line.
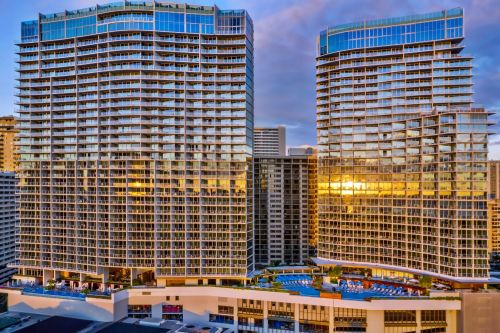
left=1, top=0, right=500, bottom=157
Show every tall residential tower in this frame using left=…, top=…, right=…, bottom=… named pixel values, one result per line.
left=16, top=1, right=254, bottom=286
left=316, top=9, right=489, bottom=281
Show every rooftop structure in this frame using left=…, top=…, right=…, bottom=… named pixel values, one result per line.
left=288, top=146, right=316, bottom=156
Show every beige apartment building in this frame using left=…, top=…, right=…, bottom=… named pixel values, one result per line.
left=0, top=116, right=18, bottom=172
left=254, top=126, right=286, bottom=156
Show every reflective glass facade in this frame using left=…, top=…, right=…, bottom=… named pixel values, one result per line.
left=16, top=1, right=254, bottom=283
left=20, top=2, right=247, bottom=42
left=316, top=8, right=489, bottom=280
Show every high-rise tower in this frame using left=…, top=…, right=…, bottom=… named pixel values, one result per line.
left=316, top=8, right=489, bottom=281
left=16, top=1, right=254, bottom=286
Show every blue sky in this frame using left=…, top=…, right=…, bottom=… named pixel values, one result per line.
left=2, top=0, right=500, bottom=157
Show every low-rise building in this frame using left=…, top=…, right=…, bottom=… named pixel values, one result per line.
left=2, top=286, right=461, bottom=333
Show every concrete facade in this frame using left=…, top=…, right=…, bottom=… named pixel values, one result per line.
left=0, top=172, right=17, bottom=283
left=254, top=155, right=317, bottom=266
left=0, top=116, right=17, bottom=172
left=3, top=286, right=461, bottom=332
left=254, top=126, right=286, bottom=156
left=457, top=291, right=500, bottom=333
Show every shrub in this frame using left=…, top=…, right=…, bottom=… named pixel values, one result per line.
left=46, top=279, right=56, bottom=290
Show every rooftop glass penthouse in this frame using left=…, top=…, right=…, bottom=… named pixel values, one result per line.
left=15, top=1, right=254, bottom=286
left=316, top=8, right=490, bottom=281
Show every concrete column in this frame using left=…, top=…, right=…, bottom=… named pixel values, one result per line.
left=294, top=303, right=300, bottom=333
left=42, top=269, right=54, bottom=285
left=79, top=273, right=85, bottom=282
left=366, top=310, right=384, bottom=333
left=328, top=305, right=334, bottom=333
left=263, top=301, right=268, bottom=332
left=233, top=306, right=238, bottom=333
left=416, top=310, right=421, bottom=333
left=446, top=310, right=457, bottom=333
left=101, top=268, right=109, bottom=284
left=152, top=303, right=163, bottom=319
left=131, top=268, right=138, bottom=283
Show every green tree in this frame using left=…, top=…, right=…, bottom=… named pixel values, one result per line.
left=327, top=266, right=343, bottom=279
left=419, top=276, right=432, bottom=289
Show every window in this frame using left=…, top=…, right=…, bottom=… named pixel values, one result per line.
left=421, top=310, right=446, bottom=323
left=209, top=314, right=234, bottom=324
left=218, top=306, right=234, bottom=315
left=384, top=310, right=416, bottom=324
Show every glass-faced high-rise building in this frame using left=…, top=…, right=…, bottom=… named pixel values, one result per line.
left=16, top=1, right=254, bottom=286
left=316, top=8, right=489, bottom=281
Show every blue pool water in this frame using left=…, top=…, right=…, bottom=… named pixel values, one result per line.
left=275, top=275, right=319, bottom=297
left=22, top=286, right=86, bottom=300
left=284, top=285, right=321, bottom=297
left=340, top=290, right=382, bottom=300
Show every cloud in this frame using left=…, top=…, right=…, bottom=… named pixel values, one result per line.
left=3, top=0, right=500, bottom=150
left=247, top=0, right=500, bottom=148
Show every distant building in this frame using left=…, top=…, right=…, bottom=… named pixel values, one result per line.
left=254, top=126, right=286, bottom=156
left=0, top=172, right=17, bottom=283
left=0, top=116, right=17, bottom=172
left=288, top=146, right=316, bottom=156
left=489, top=161, right=500, bottom=255
left=254, top=154, right=317, bottom=266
